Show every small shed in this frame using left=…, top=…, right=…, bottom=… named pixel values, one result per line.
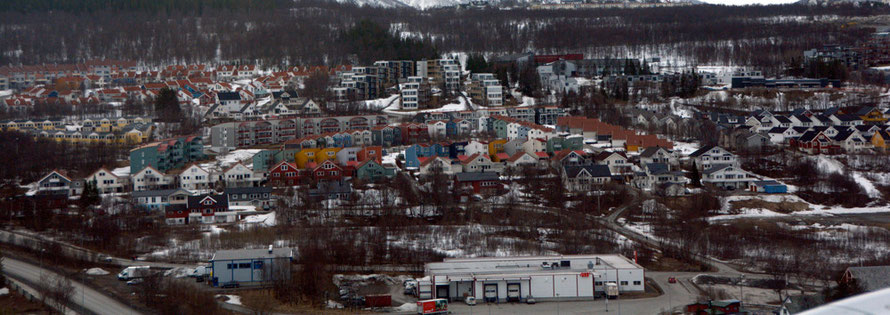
left=210, top=247, right=294, bottom=287
left=750, top=180, right=788, bottom=194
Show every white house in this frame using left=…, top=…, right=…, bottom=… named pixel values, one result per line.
left=689, top=145, right=738, bottom=170
left=222, top=163, right=258, bottom=187
left=86, top=167, right=125, bottom=194
left=464, top=141, right=489, bottom=158
left=132, top=166, right=174, bottom=191
left=702, top=164, right=753, bottom=190
left=419, top=156, right=462, bottom=176
left=179, top=164, right=212, bottom=190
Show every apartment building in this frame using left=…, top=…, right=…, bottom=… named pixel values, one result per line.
left=468, top=73, right=504, bottom=107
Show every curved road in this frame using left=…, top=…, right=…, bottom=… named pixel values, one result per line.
left=2, top=256, right=142, bottom=315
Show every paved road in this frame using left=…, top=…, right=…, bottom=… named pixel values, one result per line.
left=2, top=256, right=142, bottom=315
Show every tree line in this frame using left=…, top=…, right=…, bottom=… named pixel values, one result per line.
left=0, top=1, right=882, bottom=72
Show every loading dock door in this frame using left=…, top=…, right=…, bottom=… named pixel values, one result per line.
left=507, top=283, right=521, bottom=302
left=436, top=285, right=450, bottom=300
left=484, top=284, right=498, bottom=303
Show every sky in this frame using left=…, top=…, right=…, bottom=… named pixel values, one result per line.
left=697, top=0, right=799, bottom=4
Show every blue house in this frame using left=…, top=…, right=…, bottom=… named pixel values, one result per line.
left=448, top=141, right=468, bottom=159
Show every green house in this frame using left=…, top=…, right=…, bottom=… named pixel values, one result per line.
left=355, top=159, right=395, bottom=182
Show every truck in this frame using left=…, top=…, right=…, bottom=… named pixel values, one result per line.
left=605, top=282, right=619, bottom=299
left=416, top=299, right=448, bottom=315
left=117, top=266, right=152, bottom=281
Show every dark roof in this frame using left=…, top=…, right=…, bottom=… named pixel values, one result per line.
left=793, top=114, right=812, bottom=123
left=854, top=106, right=877, bottom=116
left=455, top=172, right=501, bottom=182
left=645, top=163, right=670, bottom=175
left=310, top=180, right=352, bottom=195
left=834, top=114, right=860, bottom=122
left=639, top=146, right=668, bottom=158
left=132, top=188, right=191, bottom=198
left=798, top=130, right=822, bottom=142
left=212, top=247, right=294, bottom=261
left=846, top=266, right=890, bottom=292
left=564, top=165, right=612, bottom=178
left=812, top=115, right=832, bottom=124
left=689, top=145, right=717, bottom=157
left=767, top=127, right=788, bottom=134
left=854, top=125, right=875, bottom=133
left=790, top=108, right=810, bottom=116
left=792, top=126, right=810, bottom=133
left=224, top=186, right=272, bottom=195
left=833, top=130, right=863, bottom=141
left=703, top=163, right=733, bottom=175
left=187, top=194, right=229, bottom=208
left=217, top=92, right=241, bottom=101
left=774, top=116, right=792, bottom=123
left=823, top=106, right=840, bottom=116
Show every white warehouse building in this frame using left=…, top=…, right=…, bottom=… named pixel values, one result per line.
left=418, top=255, right=645, bottom=303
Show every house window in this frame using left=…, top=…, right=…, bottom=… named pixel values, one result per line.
left=620, top=281, right=628, bottom=286
left=254, top=261, right=264, bottom=269
left=633, top=281, right=641, bottom=285
left=238, top=263, right=251, bottom=269
left=595, top=281, right=603, bottom=286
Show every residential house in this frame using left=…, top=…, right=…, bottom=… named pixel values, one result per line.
left=267, top=161, right=301, bottom=187
left=633, top=163, right=685, bottom=191
left=132, top=166, right=174, bottom=191
left=702, top=164, right=752, bottom=190
left=454, top=172, right=503, bottom=194
left=85, top=168, right=125, bottom=194
left=596, top=151, right=632, bottom=175
left=133, top=188, right=191, bottom=211
left=36, top=170, right=80, bottom=196
left=169, top=193, right=232, bottom=225
left=179, top=164, right=212, bottom=190
left=419, top=156, right=462, bottom=176
left=638, top=147, right=676, bottom=166
left=562, top=165, right=612, bottom=192
left=355, top=159, right=395, bottom=182
left=222, top=163, right=260, bottom=187
left=689, top=145, right=737, bottom=170
left=225, top=187, right=273, bottom=210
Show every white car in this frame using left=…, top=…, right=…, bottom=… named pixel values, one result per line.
left=465, top=296, right=476, bottom=306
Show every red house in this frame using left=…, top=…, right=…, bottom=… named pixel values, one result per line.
left=685, top=300, right=741, bottom=315
left=357, top=146, right=383, bottom=164
left=312, top=160, right=344, bottom=182
left=268, top=161, right=302, bottom=187
left=398, top=123, right=429, bottom=145
left=791, top=130, right=840, bottom=155
left=454, top=172, right=503, bottom=195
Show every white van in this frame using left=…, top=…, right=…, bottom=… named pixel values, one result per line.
left=117, top=266, right=151, bottom=281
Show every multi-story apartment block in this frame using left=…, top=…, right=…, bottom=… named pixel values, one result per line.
left=468, top=73, right=503, bottom=107
left=400, top=76, right=432, bottom=110
left=417, top=59, right=461, bottom=92
left=130, top=136, right=206, bottom=174
left=210, top=114, right=391, bottom=149
left=374, top=60, right=415, bottom=85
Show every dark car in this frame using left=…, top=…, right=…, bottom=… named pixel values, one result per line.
left=221, top=282, right=240, bottom=288
left=668, top=277, right=677, bottom=283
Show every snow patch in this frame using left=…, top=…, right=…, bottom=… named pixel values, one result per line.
left=217, top=294, right=242, bottom=305
left=84, top=268, right=109, bottom=275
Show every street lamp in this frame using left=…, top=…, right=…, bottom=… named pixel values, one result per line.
left=739, top=274, right=746, bottom=306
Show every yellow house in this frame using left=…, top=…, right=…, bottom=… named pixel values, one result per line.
left=295, top=148, right=320, bottom=169
left=873, top=130, right=890, bottom=150
left=488, top=139, right=507, bottom=159
left=315, top=147, right=341, bottom=164
left=858, top=107, right=887, bottom=124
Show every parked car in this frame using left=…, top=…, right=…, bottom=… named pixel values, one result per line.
left=220, top=282, right=240, bottom=289
left=98, top=254, right=113, bottom=263
left=465, top=296, right=476, bottom=306
left=126, top=278, right=143, bottom=285
left=668, top=277, right=677, bottom=284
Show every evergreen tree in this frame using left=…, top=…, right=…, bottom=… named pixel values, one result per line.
left=79, top=180, right=101, bottom=210
left=690, top=162, right=702, bottom=187
left=154, top=87, right=182, bottom=123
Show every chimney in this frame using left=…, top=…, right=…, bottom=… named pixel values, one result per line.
left=268, top=245, right=273, bottom=254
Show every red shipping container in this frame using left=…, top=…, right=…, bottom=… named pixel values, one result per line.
left=365, top=294, right=392, bottom=307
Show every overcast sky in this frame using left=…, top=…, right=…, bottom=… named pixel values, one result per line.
left=697, top=0, right=799, bottom=4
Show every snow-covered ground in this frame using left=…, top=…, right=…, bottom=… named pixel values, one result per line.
left=217, top=294, right=242, bottom=305
left=199, top=149, right=261, bottom=173
left=239, top=212, right=277, bottom=228
left=84, top=268, right=109, bottom=275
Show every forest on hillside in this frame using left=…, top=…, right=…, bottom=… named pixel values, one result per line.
left=0, top=0, right=885, bottom=73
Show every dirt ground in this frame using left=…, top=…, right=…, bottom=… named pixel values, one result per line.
left=0, top=285, right=51, bottom=314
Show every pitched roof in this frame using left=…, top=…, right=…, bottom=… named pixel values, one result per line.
left=455, top=172, right=500, bottom=182
left=563, top=165, right=612, bottom=178
left=703, top=163, right=734, bottom=175
left=689, top=145, right=717, bottom=157
left=645, top=163, right=672, bottom=175
left=846, top=266, right=890, bottom=292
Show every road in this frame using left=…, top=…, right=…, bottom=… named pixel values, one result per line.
left=1, top=256, right=142, bottom=315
